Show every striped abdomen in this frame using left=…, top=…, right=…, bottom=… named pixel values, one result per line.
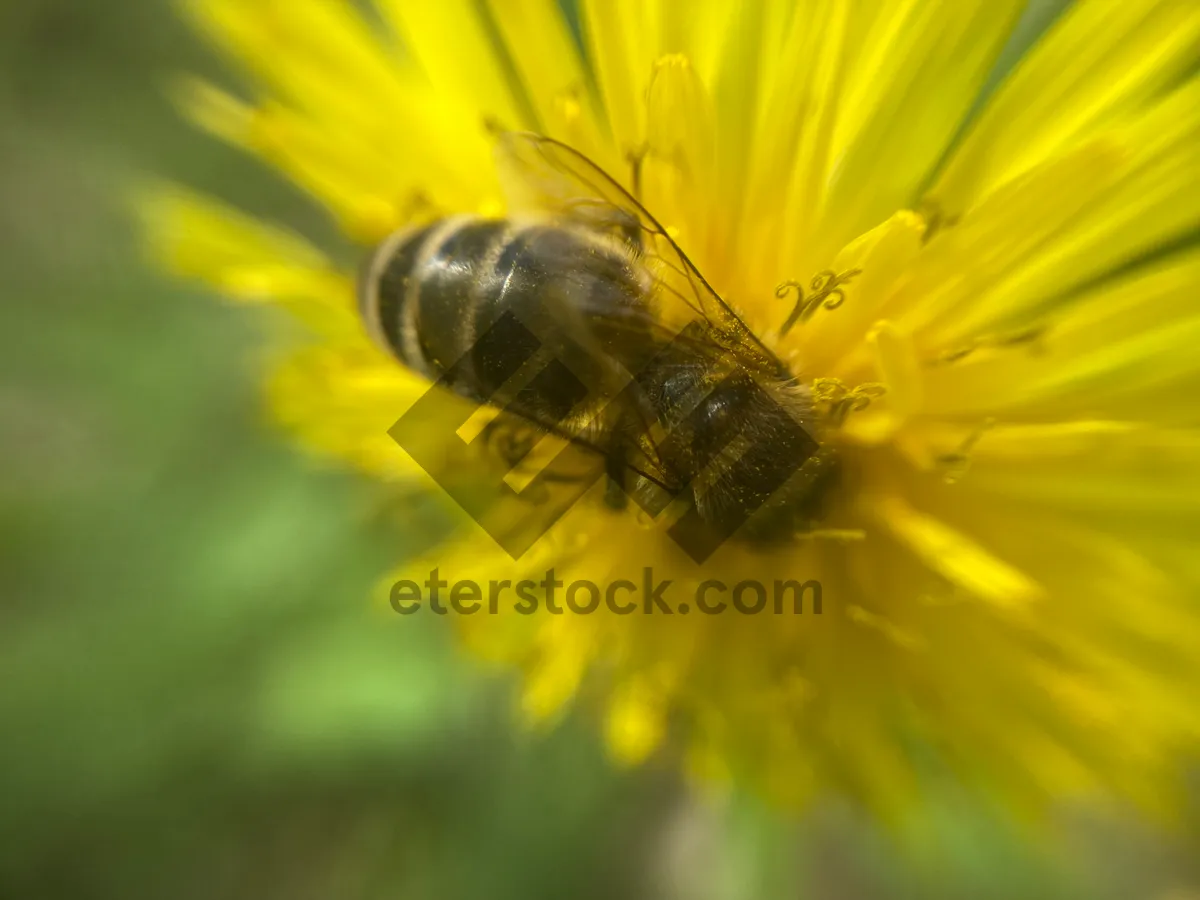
left=359, top=218, right=657, bottom=416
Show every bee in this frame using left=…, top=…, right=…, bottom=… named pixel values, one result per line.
left=358, top=132, right=838, bottom=561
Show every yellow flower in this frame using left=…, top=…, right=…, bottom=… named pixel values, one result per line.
left=145, top=0, right=1200, bottom=826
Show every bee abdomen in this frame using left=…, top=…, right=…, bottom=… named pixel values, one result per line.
left=359, top=217, right=650, bottom=408
left=359, top=218, right=507, bottom=392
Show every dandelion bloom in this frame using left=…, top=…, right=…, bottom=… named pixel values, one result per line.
left=146, top=0, right=1200, bottom=825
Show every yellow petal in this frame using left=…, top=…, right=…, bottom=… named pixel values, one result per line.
left=746, top=0, right=851, bottom=286
left=377, top=0, right=527, bottom=128
left=887, top=140, right=1127, bottom=345
left=932, top=421, right=1200, bottom=514
left=871, top=495, right=1042, bottom=611
left=868, top=320, right=923, bottom=422
left=939, top=77, right=1200, bottom=344
left=930, top=0, right=1200, bottom=213
left=605, top=676, right=668, bottom=765
left=920, top=251, right=1200, bottom=421
left=817, top=0, right=1025, bottom=260
left=657, top=0, right=737, bottom=85
left=581, top=0, right=660, bottom=155
left=794, top=209, right=925, bottom=373
left=643, top=54, right=718, bottom=256
left=706, top=0, right=769, bottom=219
left=186, top=0, right=412, bottom=125
left=182, top=0, right=500, bottom=216
left=137, top=187, right=357, bottom=334
left=267, top=340, right=427, bottom=477
left=483, top=0, right=606, bottom=153
left=521, top=620, right=593, bottom=724
left=173, top=79, right=409, bottom=241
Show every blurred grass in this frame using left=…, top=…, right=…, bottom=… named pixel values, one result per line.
left=1, top=2, right=1198, bottom=899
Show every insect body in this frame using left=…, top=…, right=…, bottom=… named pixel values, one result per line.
left=358, top=133, right=837, bottom=555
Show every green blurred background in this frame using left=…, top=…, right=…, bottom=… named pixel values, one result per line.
left=1, top=2, right=1197, bottom=898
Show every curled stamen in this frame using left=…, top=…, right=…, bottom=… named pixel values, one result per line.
left=932, top=340, right=980, bottom=366
left=809, top=271, right=849, bottom=310
left=400, top=189, right=440, bottom=223
left=917, top=200, right=959, bottom=245
left=626, top=143, right=649, bottom=201
left=811, top=377, right=849, bottom=404
left=832, top=383, right=886, bottom=425
left=776, top=268, right=862, bottom=336
left=935, top=418, right=996, bottom=484
left=810, top=379, right=887, bottom=426
left=930, top=325, right=1048, bottom=366
left=847, top=604, right=927, bottom=651
left=481, top=114, right=507, bottom=138
left=847, top=383, right=887, bottom=410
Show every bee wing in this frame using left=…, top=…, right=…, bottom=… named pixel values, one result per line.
left=493, top=131, right=787, bottom=377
